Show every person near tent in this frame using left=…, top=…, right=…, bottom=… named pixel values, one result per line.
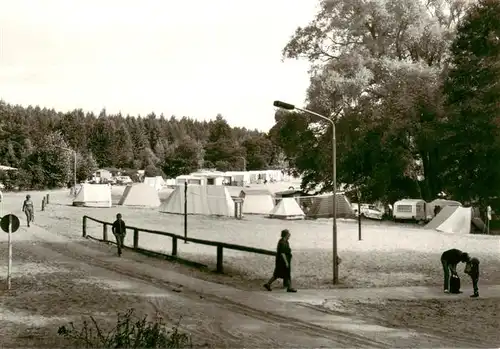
left=441, top=248, right=470, bottom=293
left=112, top=213, right=127, bottom=257
left=263, top=229, right=297, bottom=293
left=434, top=205, right=441, bottom=216
left=464, top=256, right=480, bottom=297
left=22, top=194, right=34, bottom=227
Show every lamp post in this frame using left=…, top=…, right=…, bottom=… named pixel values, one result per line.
left=273, top=100, right=339, bottom=284
left=56, top=146, right=77, bottom=197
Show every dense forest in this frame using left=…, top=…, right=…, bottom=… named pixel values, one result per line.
left=0, top=102, right=283, bottom=190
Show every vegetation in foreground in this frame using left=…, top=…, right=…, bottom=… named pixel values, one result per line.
left=57, top=308, right=192, bottom=348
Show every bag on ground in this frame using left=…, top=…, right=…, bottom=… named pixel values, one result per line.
left=449, top=274, right=461, bottom=294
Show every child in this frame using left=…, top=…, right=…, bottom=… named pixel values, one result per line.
left=464, top=257, right=480, bottom=298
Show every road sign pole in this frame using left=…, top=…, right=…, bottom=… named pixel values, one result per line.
left=7, top=214, right=12, bottom=290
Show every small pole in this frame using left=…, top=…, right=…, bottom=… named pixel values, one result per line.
left=358, top=191, right=362, bottom=241
left=184, top=181, right=188, bottom=243
left=7, top=215, right=12, bottom=290
left=41, top=198, right=45, bottom=211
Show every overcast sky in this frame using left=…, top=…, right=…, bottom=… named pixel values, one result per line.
left=0, top=0, right=317, bottom=131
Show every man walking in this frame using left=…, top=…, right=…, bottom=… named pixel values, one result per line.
left=112, top=213, right=126, bottom=257
left=263, top=229, right=297, bottom=293
left=22, top=195, right=34, bottom=227
left=465, top=256, right=480, bottom=298
left=441, top=248, right=470, bottom=293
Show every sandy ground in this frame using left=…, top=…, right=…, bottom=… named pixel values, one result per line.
left=15, top=186, right=499, bottom=291
left=0, top=238, right=344, bottom=348
left=0, top=187, right=499, bottom=348
left=316, top=298, right=500, bottom=348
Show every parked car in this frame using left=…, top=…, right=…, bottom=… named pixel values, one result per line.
left=351, top=203, right=384, bottom=220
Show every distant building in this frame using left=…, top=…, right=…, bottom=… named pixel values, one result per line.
left=92, top=169, right=112, bottom=183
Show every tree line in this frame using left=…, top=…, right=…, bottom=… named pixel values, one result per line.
left=0, top=103, right=283, bottom=190
left=270, top=0, right=500, bottom=213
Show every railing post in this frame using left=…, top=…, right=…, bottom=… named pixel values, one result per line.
left=46, top=194, right=49, bottom=204
left=103, top=223, right=108, bottom=241
left=133, top=229, right=139, bottom=249
left=82, top=216, right=87, bottom=237
left=41, top=197, right=45, bottom=211
left=172, top=237, right=178, bottom=256
left=216, top=245, right=224, bottom=273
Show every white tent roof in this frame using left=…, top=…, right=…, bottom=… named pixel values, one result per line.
left=143, top=176, right=165, bottom=191
left=240, top=189, right=275, bottom=214
left=118, top=183, right=161, bottom=207
left=73, top=183, right=112, bottom=208
left=425, top=206, right=472, bottom=234
left=268, top=198, right=305, bottom=220
left=159, top=185, right=234, bottom=217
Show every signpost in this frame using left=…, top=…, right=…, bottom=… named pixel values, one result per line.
left=1, top=214, right=20, bottom=290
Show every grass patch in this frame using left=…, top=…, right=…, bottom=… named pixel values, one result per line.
left=57, top=308, right=192, bottom=348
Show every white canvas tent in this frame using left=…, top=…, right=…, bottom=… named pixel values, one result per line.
left=143, top=176, right=165, bottom=191
left=239, top=188, right=275, bottom=214
left=118, top=183, right=161, bottom=207
left=73, top=183, right=112, bottom=208
left=159, top=185, right=234, bottom=217
left=426, top=199, right=462, bottom=219
left=425, top=205, right=472, bottom=234
left=268, top=198, right=305, bottom=220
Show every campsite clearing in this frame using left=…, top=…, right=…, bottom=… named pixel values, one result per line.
left=10, top=187, right=500, bottom=291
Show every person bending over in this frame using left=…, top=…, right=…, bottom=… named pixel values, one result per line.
left=441, top=248, right=470, bottom=293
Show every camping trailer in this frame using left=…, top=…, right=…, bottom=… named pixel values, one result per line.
left=393, top=199, right=427, bottom=222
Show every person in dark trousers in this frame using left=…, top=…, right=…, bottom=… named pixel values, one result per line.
left=441, top=248, right=470, bottom=293
left=465, top=257, right=480, bottom=297
left=112, top=213, right=126, bottom=257
left=263, top=229, right=297, bottom=292
left=22, top=194, right=34, bottom=227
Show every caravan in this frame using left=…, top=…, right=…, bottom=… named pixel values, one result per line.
left=393, top=199, right=427, bottom=222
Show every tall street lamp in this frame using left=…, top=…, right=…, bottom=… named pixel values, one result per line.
left=273, top=100, right=339, bottom=284
left=56, top=146, right=77, bottom=197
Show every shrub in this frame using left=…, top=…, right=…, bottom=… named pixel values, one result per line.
left=57, top=308, right=192, bottom=348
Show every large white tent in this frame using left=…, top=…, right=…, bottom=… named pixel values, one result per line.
left=268, top=198, right=305, bottom=220
left=239, top=188, right=275, bottom=215
left=143, top=176, right=165, bottom=191
left=425, top=205, right=472, bottom=234
left=118, top=183, right=161, bottom=207
left=159, top=185, right=234, bottom=217
left=73, top=183, right=112, bottom=208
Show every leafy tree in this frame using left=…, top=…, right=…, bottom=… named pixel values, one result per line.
left=272, top=0, right=470, bottom=201
left=24, top=132, right=72, bottom=189
left=204, top=115, right=245, bottom=170
left=76, top=152, right=99, bottom=182
left=441, top=0, right=500, bottom=208
left=162, top=138, right=202, bottom=178
left=144, top=164, right=164, bottom=177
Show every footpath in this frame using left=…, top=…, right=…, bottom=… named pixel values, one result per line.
left=266, top=284, right=500, bottom=303
left=17, top=223, right=490, bottom=348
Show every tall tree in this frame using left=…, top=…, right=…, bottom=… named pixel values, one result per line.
left=441, top=0, right=500, bottom=207
left=273, top=0, right=470, bottom=200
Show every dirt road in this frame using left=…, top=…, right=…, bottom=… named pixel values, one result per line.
left=0, top=228, right=368, bottom=348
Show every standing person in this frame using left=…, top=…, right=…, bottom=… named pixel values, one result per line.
left=263, top=229, right=297, bottom=293
left=465, top=257, right=480, bottom=298
left=441, top=248, right=470, bottom=293
left=112, top=213, right=127, bottom=257
left=22, top=194, right=34, bottom=227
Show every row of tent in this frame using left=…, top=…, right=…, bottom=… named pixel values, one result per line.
left=71, top=183, right=357, bottom=220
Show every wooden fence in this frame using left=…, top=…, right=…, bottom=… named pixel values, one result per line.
left=82, top=215, right=277, bottom=273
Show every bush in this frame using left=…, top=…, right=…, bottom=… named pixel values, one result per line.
left=57, top=308, right=192, bottom=348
